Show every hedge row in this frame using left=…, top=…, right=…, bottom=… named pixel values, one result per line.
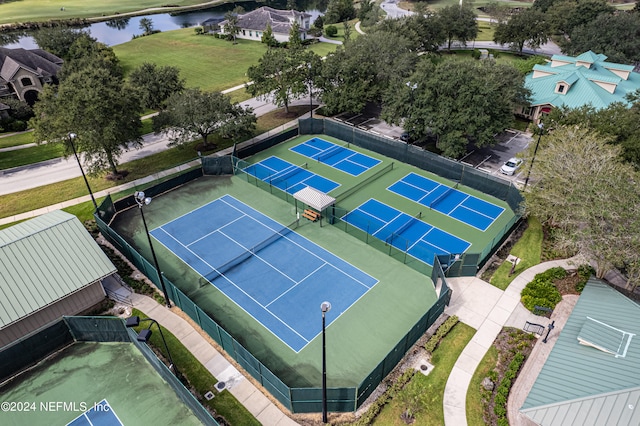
left=493, top=352, right=525, bottom=425
left=352, top=369, right=416, bottom=426
left=425, top=315, right=459, bottom=354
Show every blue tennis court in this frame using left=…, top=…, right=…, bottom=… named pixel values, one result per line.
left=243, top=156, right=340, bottom=194
left=67, top=400, right=122, bottom=426
left=388, top=173, right=505, bottom=231
left=342, top=199, right=471, bottom=266
left=150, top=195, right=378, bottom=352
left=290, top=137, right=381, bottom=176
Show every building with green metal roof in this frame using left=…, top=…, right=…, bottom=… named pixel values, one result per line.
left=0, top=210, right=116, bottom=347
left=518, top=51, right=640, bottom=123
left=520, top=278, right=640, bottom=425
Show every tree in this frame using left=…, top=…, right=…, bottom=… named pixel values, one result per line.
left=32, top=27, right=92, bottom=60
left=561, top=12, right=640, bottom=63
left=153, top=88, right=256, bottom=147
left=30, top=66, right=143, bottom=176
left=319, top=31, right=417, bottom=114
left=1, top=98, right=33, bottom=121
left=105, top=17, right=130, bottom=30
left=261, top=23, right=278, bottom=47
left=374, top=13, right=445, bottom=53
left=484, top=1, right=511, bottom=24
left=523, top=126, right=640, bottom=281
left=313, top=15, right=324, bottom=30
left=324, top=0, right=356, bottom=24
left=224, top=8, right=242, bottom=43
left=139, top=18, right=155, bottom=36
left=128, top=63, right=185, bottom=110
left=247, top=46, right=309, bottom=114
left=437, top=2, right=478, bottom=50
left=59, top=35, right=122, bottom=79
left=288, top=21, right=303, bottom=47
left=382, top=59, right=529, bottom=158
left=547, top=0, right=614, bottom=36
left=342, top=21, right=352, bottom=43
left=493, top=9, right=549, bottom=54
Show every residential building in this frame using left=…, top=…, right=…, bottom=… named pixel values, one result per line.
left=219, top=6, right=311, bottom=43
left=518, top=51, right=640, bottom=122
left=0, top=47, right=63, bottom=105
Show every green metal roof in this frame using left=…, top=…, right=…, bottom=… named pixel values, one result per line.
left=0, top=210, right=116, bottom=329
left=521, top=279, right=640, bottom=425
left=526, top=51, right=640, bottom=110
left=574, top=50, right=603, bottom=63
left=578, top=317, right=634, bottom=358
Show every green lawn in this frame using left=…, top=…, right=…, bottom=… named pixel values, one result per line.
left=0, top=0, right=222, bottom=24
left=399, top=0, right=533, bottom=12
left=467, top=346, right=498, bottom=426
left=373, top=322, right=475, bottom=425
left=0, top=142, right=64, bottom=170
left=130, top=309, right=260, bottom=426
left=490, top=216, right=543, bottom=290
left=0, top=131, right=34, bottom=149
left=114, top=29, right=339, bottom=92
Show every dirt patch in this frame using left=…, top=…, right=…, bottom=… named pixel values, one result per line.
left=554, top=270, right=583, bottom=296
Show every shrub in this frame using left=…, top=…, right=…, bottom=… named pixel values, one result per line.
left=521, top=269, right=563, bottom=313
left=471, top=49, right=481, bottom=60
left=194, top=26, right=204, bottom=35
left=325, top=25, right=338, bottom=37
left=8, top=120, right=27, bottom=132
left=425, top=315, right=459, bottom=353
left=354, top=369, right=415, bottom=425
left=493, top=351, right=526, bottom=422
left=576, top=264, right=595, bottom=293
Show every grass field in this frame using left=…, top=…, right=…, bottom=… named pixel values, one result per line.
left=467, top=346, right=498, bottom=425
left=373, top=322, right=475, bottom=425
left=114, top=29, right=339, bottom=92
left=0, top=131, right=34, bottom=149
left=0, top=0, right=223, bottom=24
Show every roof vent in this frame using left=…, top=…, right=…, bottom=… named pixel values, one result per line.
left=577, top=316, right=635, bottom=358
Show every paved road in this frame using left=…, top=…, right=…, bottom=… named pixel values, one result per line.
left=0, top=94, right=302, bottom=196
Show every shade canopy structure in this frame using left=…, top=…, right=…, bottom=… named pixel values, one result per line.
left=293, top=186, right=336, bottom=211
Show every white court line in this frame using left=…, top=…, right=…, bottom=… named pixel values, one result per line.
left=459, top=202, right=501, bottom=220
left=372, top=211, right=405, bottom=238
left=265, top=262, right=328, bottom=307
left=186, top=215, right=245, bottom=247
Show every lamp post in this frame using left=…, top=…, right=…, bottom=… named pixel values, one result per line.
left=308, top=63, right=314, bottom=119
left=321, top=301, right=331, bottom=424
left=405, top=82, right=418, bottom=142
left=523, top=123, right=544, bottom=190
left=543, top=320, right=555, bottom=343
left=134, top=191, right=172, bottom=308
left=125, top=316, right=179, bottom=376
left=68, top=132, right=97, bottom=210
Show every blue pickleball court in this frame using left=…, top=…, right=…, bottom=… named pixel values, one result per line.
left=388, top=173, right=505, bottom=231
left=243, top=156, right=340, bottom=194
left=67, top=400, right=122, bottom=426
left=342, top=199, right=471, bottom=266
left=290, top=137, right=381, bottom=176
left=150, top=195, right=379, bottom=352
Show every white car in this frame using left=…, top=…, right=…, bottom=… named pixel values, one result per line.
left=500, top=157, right=523, bottom=176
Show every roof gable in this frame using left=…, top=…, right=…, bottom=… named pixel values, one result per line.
left=0, top=211, right=115, bottom=329
left=521, top=279, right=640, bottom=425
left=219, top=6, right=310, bottom=34
left=0, top=47, right=62, bottom=82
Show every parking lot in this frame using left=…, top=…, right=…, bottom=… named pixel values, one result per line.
left=333, top=108, right=532, bottom=187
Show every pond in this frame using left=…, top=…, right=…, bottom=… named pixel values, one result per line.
left=2, top=1, right=324, bottom=49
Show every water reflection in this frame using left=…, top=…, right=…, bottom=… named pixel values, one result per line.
left=2, top=1, right=325, bottom=50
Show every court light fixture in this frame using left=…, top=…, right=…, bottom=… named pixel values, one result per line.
left=126, top=316, right=179, bottom=376
left=68, top=132, right=97, bottom=211
left=134, top=191, right=172, bottom=308
left=524, top=122, right=544, bottom=190
left=321, top=301, right=331, bottom=424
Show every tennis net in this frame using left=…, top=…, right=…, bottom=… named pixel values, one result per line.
left=203, top=219, right=299, bottom=283
left=269, top=163, right=307, bottom=185
left=429, top=184, right=458, bottom=209
left=317, top=144, right=345, bottom=162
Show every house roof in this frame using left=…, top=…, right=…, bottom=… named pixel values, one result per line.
left=0, top=47, right=63, bottom=83
left=526, top=51, right=640, bottom=110
left=521, top=279, right=640, bottom=426
left=219, top=6, right=311, bottom=34
left=0, top=210, right=116, bottom=329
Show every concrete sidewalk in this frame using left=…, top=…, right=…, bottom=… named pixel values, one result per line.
left=130, top=292, right=299, bottom=426
left=442, top=255, right=585, bottom=426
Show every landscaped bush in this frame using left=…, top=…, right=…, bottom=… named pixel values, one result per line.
left=576, top=264, right=595, bottom=293
left=325, top=25, right=338, bottom=37
left=425, top=315, right=459, bottom=354
left=521, top=268, right=564, bottom=313
left=492, top=352, right=525, bottom=424
left=353, top=369, right=416, bottom=425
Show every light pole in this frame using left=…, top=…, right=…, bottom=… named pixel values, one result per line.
left=543, top=320, right=555, bottom=344
left=68, top=132, right=97, bottom=210
left=321, top=301, right=331, bottom=424
left=405, top=82, right=418, bottom=141
left=308, top=63, right=314, bottom=119
left=523, top=123, right=544, bottom=190
left=126, top=316, right=179, bottom=376
left=134, top=191, right=172, bottom=308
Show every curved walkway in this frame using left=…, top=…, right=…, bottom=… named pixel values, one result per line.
left=442, top=255, right=585, bottom=426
